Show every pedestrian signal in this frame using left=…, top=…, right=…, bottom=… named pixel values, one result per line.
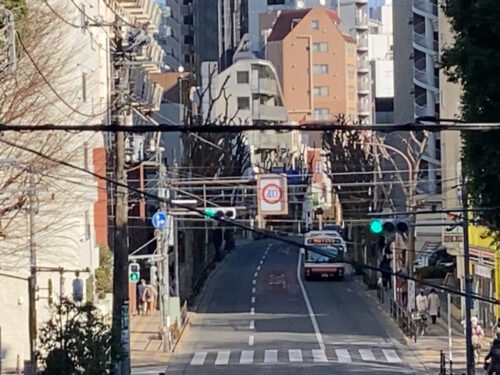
left=129, top=263, right=140, bottom=283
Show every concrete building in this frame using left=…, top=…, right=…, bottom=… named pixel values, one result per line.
left=393, top=0, right=440, bottom=194
left=266, top=7, right=357, bottom=123
left=337, top=0, right=371, bottom=123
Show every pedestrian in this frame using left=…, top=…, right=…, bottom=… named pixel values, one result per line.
left=145, top=283, right=155, bottom=316
left=137, top=279, right=147, bottom=315
left=428, top=289, right=440, bottom=324
left=416, top=290, right=428, bottom=313
left=472, top=316, right=485, bottom=364
left=492, top=318, right=500, bottom=339
left=485, top=337, right=500, bottom=374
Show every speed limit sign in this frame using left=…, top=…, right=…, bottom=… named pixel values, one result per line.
left=257, top=174, right=288, bottom=216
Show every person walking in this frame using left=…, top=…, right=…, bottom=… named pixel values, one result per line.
left=144, top=283, right=155, bottom=316
left=137, top=279, right=147, bottom=315
left=472, top=316, right=485, bottom=364
left=485, top=337, right=500, bottom=374
left=492, top=318, right=500, bottom=338
left=416, top=290, right=428, bottom=313
left=428, top=289, right=440, bottom=324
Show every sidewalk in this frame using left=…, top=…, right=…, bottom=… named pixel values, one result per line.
left=363, top=284, right=493, bottom=374
left=130, top=311, right=169, bottom=373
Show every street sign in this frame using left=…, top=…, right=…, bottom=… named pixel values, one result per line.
left=257, top=174, right=288, bottom=216
left=152, top=211, right=168, bottom=229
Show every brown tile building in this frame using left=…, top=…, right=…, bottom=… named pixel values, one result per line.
left=266, top=7, right=357, bottom=123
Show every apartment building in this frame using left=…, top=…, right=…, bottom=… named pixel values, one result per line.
left=266, top=7, right=357, bottom=123
left=393, top=0, right=440, bottom=194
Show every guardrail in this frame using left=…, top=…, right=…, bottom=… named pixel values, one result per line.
left=389, top=299, right=418, bottom=342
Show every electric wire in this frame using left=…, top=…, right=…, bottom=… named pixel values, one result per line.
left=1, top=136, right=499, bottom=305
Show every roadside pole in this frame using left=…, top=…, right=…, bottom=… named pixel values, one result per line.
left=461, top=172, right=474, bottom=375
left=448, top=292, right=453, bottom=373
left=27, top=169, right=37, bottom=371
left=110, top=18, right=131, bottom=375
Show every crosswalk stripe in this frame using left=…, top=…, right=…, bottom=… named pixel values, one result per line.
left=288, top=349, right=303, bottom=362
left=215, top=351, right=230, bottom=365
left=264, top=349, right=278, bottom=363
left=240, top=350, right=254, bottom=364
left=312, top=349, right=328, bottom=362
left=382, top=349, right=401, bottom=363
left=335, top=349, right=352, bottom=363
left=190, top=352, right=207, bottom=366
left=359, top=349, right=376, bottom=361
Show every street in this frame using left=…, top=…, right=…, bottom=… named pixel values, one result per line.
left=165, top=239, right=423, bottom=374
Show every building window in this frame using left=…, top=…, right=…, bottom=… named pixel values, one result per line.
left=237, top=71, right=249, bottom=84
left=81, top=72, right=87, bottom=103
left=314, top=108, right=330, bottom=120
left=311, top=20, right=319, bottom=30
left=312, top=42, right=328, bottom=52
left=237, top=97, right=250, bottom=110
left=84, top=210, right=90, bottom=241
left=313, top=86, right=329, bottom=96
left=347, top=65, right=355, bottom=79
left=348, top=86, right=355, bottom=101
left=312, top=64, right=329, bottom=74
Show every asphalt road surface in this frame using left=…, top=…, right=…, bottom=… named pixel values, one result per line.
left=165, top=239, right=424, bottom=375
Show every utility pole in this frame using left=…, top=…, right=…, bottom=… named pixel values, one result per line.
left=27, top=169, right=37, bottom=372
left=110, top=18, right=131, bottom=375
left=462, top=171, right=474, bottom=375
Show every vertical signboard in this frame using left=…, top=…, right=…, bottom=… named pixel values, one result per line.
left=257, top=174, right=288, bottom=216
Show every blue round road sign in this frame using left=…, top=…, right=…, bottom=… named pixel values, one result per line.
left=152, top=212, right=167, bottom=229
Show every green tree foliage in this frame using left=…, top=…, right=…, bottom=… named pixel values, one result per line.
left=3, top=0, right=27, bottom=21
left=95, top=245, right=113, bottom=299
left=441, top=0, right=500, bottom=243
left=38, top=299, right=119, bottom=375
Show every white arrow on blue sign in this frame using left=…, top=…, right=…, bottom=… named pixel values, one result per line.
left=151, top=212, right=168, bottom=229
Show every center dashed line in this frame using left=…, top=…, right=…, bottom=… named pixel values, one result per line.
left=251, top=296, right=255, bottom=304
left=249, top=320, right=255, bottom=329
left=250, top=307, right=255, bottom=315
left=248, top=335, right=254, bottom=346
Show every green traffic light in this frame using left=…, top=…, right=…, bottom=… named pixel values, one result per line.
left=204, top=207, right=217, bottom=218
left=369, top=219, right=383, bottom=234
left=130, top=273, right=139, bottom=283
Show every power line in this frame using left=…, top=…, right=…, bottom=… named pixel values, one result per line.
left=3, top=121, right=500, bottom=133
left=41, top=0, right=81, bottom=28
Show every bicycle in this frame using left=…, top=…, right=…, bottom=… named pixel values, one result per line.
left=412, top=310, right=428, bottom=337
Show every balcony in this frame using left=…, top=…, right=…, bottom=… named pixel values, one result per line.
left=253, top=105, right=288, bottom=123
left=413, top=30, right=438, bottom=55
left=135, top=40, right=165, bottom=72
left=251, top=78, right=279, bottom=96
left=116, top=0, right=162, bottom=31
left=357, top=60, right=370, bottom=73
left=355, top=0, right=368, bottom=4
left=358, top=80, right=370, bottom=94
left=358, top=101, right=370, bottom=115
left=130, top=68, right=162, bottom=112
left=355, top=16, right=368, bottom=29
left=413, top=0, right=438, bottom=19
left=357, top=37, right=368, bottom=51
left=413, top=59, right=439, bottom=90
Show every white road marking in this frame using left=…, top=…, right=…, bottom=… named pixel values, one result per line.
left=359, top=349, right=376, bottom=361
left=190, top=352, right=207, bottom=366
left=257, top=265, right=261, bottom=271
left=252, top=287, right=256, bottom=294
left=312, top=349, right=328, bottom=362
left=382, top=349, right=401, bottom=363
left=250, top=307, right=255, bottom=315
left=252, top=279, right=256, bottom=285
left=254, top=271, right=258, bottom=278
left=335, top=349, right=352, bottom=363
left=288, top=349, right=303, bottom=362
left=296, top=253, right=326, bottom=351
left=251, top=296, right=256, bottom=304
left=248, top=335, right=254, bottom=346
left=264, top=349, right=278, bottom=363
left=240, top=350, right=254, bottom=364
left=249, top=320, right=255, bottom=329
left=215, top=351, right=230, bottom=365
left=259, top=260, right=263, bottom=265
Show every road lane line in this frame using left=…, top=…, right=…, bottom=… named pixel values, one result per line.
left=296, top=253, right=326, bottom=351
left=312, top=349, right=328, bottom=362
left=359, top=349, right=376, bottom=361
left=248, top=335, right=254, bottom=346
left=250, top=307, right=255, bottom=315
left=251, top=296, right=255, bottom=304
left=335, top=349, right=351, bottom=363
left=264, top=350, right=278, bottom=363
left=252, top=279, right=256, bottom=285
left=382, top=349, right=401, bottom=363
left=254, top=272, right=258, bottom=278
left=288, top=349, right=303, bottom=362
left=190, top=352, right=207, bottom=366
left=257, top=265, right=261, bottom=271
left=215, top=351, right=230, bottom=365
left=252, top=287, right=256, bottom=294
left=259, top=260, right=263, bottom=265
left=249, top=320, right=255, bottom=329
left=240, top=350, right=254, bottom=364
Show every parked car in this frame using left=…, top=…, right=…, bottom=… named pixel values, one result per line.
left=414, top=248, right=456, bottom=271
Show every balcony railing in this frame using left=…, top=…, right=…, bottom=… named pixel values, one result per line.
left=358, top=81, right=370, bottom=93
left=252, top=78, right=279, bottom=96
left=253, top=105, right=288, bottom=122
left=413, top=0, right=438, bottom=17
